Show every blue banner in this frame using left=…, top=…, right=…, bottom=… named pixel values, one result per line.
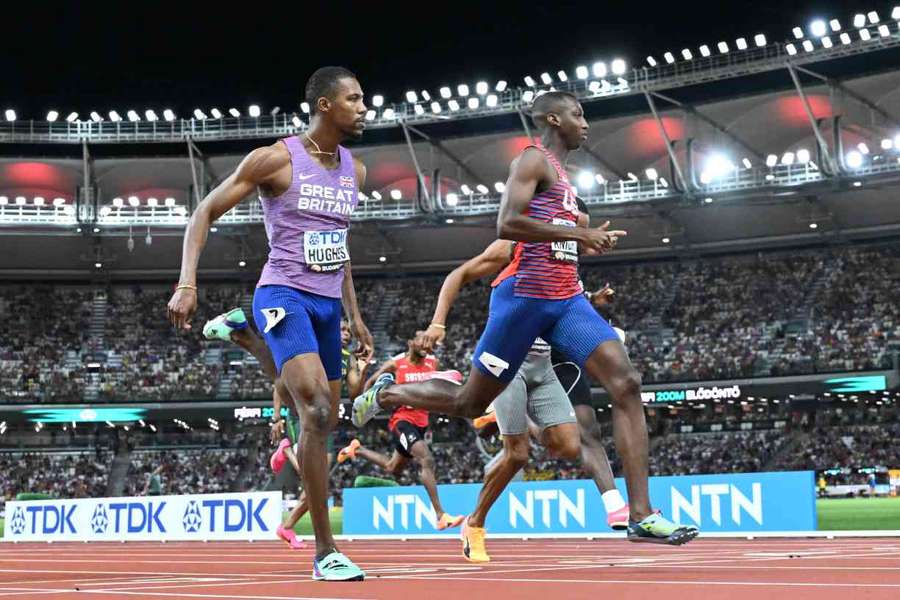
left=343, top=471, right=816, bottom=535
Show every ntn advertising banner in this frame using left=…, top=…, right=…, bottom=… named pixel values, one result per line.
left=343, top=471, right=816, bottom=536
left=3, top=491, right=282, bottom=542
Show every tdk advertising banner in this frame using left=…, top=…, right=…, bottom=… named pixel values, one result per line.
left=343, top=471, right=816, bottom=535
left=3, top=491, right=281, bottom=542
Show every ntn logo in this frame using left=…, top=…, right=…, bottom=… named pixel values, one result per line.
left=509, top=489, right=585, bottom=528
left=372, top=494, right=436, bottom=530
left=671, top=483, right=762, bottom=526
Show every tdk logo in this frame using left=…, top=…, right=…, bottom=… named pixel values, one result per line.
left=183, top=501, right=203, bottom=532
left=91, top=504, right=109, bottom=533
left=193, top=498, right=270, bottom=532
left=9, top=508, right=26, bottom=535
left=106, top=501, right=167, bottom=533
left=508, top=489, right=585, bottom=529
left=372, top=494, right=436, bottom=530
left=671, top=483, right=763, bottom=526
left=11, top=504, right=77, bottom=535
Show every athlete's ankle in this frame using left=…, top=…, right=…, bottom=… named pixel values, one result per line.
left=467, top=515, right=485, bottom=528
left=315, top=546, right=338, bottom=561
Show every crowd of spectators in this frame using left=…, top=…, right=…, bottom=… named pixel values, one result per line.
left=124, top=448, right=251, bottom=496
left=1, top=243, right=897, bottom=403
left=0, top=451, right=109, bottom=502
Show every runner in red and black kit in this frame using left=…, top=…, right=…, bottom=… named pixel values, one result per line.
left=338, top=331, right=464, bottom=530
left=354, top=91, right=698, bottom=546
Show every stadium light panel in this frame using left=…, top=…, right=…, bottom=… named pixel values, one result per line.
left=371, top=191, right=382, bottom=200
left=796, top=148, right=811, bottom=163
left=421, top=90, right=431, bottom=101
left=238, top=260, right=246, bottom=267
left=248, top=105, right=261, bottom=117
left=664, top=52, right=675, bottom=64
left=495, top=80, right=508, bottom=92
left=95, top=262, right=102, bottom=269
left=112, top=197, right=123, bottom=207
left=742, top=157, right=752, bottom=169
left=128, top=196, right=139, bottom=206
left=192, top=109, right=206, bottom=120
left=802, top=40, right=815, bottom=51
left=577, top=171, right=595, bottom=189
left=556, top=70, right=568, bottom=82
left=445, top=193, right=459, bottom=206
left=662, top=237, right=670, bottom=244
left=457, top=84, right=470, bottom=96
left=229, top=107, right=241, bottom=117
left=522, top=90, right=535, bottom=103
left=430, top=101, right=442, bottom=114
left=445, top=218, right=455, bottom=224
left=437, top=86, right=451, bottom=99
left=822, top=36, right=833, bottom=48
left=210, top=108, right=222, bottom=119
left=894, top=134, right=900, bottom=148
left=858, top=142, right=870, bottom=154
left=645, top=56, right=657, bottom=67
left=15, top=196, right=25, bottom=205
left=92, top=227, right=100, bottom=232
left=704, top=196, right=713, bottom=203
left=372, top=95, right=384, bottom=107
left=868, top=11, right=880, bottom=24
left=163, top=109, right=176, bottom=122
left=494, top=182, right=506, bottom=193
left=147, top=197, right=158, bottom=207
left=781, top=152, right=795, bottom=165
left=414, top=104, right=424, bottom=115
left=717, top=41, right=729, bottom=53
left=592, top=62, right=607, bottom=77
left=53, top=197, right=65, bottom=206
left=881, top=138, right=894, bottom=150
left=540, top=72, right=552, bottom=84
left=792, top=26, right=804, bottom=39
left=576, top=65, right=589, bottom=78
left=523, top=76, right=536, bottom=88
left=65, top=112, right=78, bottom=122
left=658, top=177, right=667, bottom=187
left=448, top=100, right=460, bottom=111
left=611, top=59, right=626, bottom=75
left=164, top=197, right=176, bottom=206
left=645, top=167, right=659, bottom=180
left=46, top=110, right=59, bottom=122
left=587, top=81, right=601, bottom=93
left=405, top=91, right=417, bottom=103
left=809, top=222, right=818, bottom=229
left=830, top=19, right=841, bottom=31
left=879, top=24, right=890, bottom=37
left=476, top=184, right=489, bottom=194
left=378, top=256, right=387, bottom=263
left=735, top=37, right=748, bottom=50
left=126, top=110, right=140, bottom=122
left=486, top=94, right=498, bottom=107
left=703, top=153, right=736, bottom=180
left=860, top=28, right=872, bottom=41
left=33, top=197, right=44, bottom=206
left=89, top=111, right=102, bottom=122
left=894, top=7, right=900, bottom=20
left=681, top=48, right=693, bottom=60
left=364, top=110, right=375, bottom=121
left=840, top=32, right=852, bottom=44
left=846, top=150, right=863, bottom=168
left=0, top=196, right=6, bottom=205
left=476, top=81, right=489, bottom=94
left=460, top=184, right=472, bottom=195
left=383, top=108, right=395, bottom=119
left=786, top=43, right=798, bottom=55
left=854, top=14, right=866, bottom=27
left=754, top=34, right=766, bottom=46
left=3, top=109, right=15, bottom=122
left=699, top=45, right=711, bottom=57
left=467, top=97, right=479, bottom=109
left=390, top=189, right=402, bottom=200
left=810, top=19, right=827, bottom=37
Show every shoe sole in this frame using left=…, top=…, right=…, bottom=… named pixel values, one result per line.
left=312, top=574, right=365, bottom=581
left=628, top=528, right=699, bottom=546
left=608, top=520, right=628, bottom=531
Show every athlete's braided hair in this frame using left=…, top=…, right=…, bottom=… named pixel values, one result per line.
left=305, top=66, right=357, bottom=115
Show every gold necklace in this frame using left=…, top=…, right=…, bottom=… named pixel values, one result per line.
left=305, top=133, right=337, bottom=157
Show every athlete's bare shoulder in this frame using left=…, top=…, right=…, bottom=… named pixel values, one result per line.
left=509, top=146, right=555, bottom=187
left=239, top=141, right=292, bottom=195
left=352, top=156, right=367, bottom=188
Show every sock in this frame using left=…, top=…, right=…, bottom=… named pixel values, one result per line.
left=601, top=489, right=627, bottom=513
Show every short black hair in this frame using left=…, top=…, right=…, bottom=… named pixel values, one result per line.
left=305, top=66, right=357, bottom=115
left=529, top=91, right=578, bottom=128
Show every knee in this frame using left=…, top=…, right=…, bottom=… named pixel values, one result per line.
left=294, top=387, right=332, bottom=431
left=505, top=440, right=530, bottom=468
left=416, top=454, right=435, bottom=473
left=549, top=436, right=581, bottom=461
left=607, top=369, right=642, bottom=404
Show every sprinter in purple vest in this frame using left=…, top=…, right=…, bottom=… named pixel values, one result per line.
left=167, top=66, right=372, bottom=581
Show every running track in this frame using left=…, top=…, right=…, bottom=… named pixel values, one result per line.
left=1, top=538, right=899, bottom=599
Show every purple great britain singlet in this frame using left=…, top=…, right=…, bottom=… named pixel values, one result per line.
left=256, top=137, right=359, bottom=298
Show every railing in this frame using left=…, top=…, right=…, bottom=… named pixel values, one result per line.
left=3, top=26, right=900, bottom=145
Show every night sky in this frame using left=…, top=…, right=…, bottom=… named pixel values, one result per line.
left=1, top=1, right=888, bottom=118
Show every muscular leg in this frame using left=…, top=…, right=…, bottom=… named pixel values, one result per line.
left=408, top=441, right=446, bottom=517
left=356, top=447, right=407, bottom=476
left=574, top=405, right=617, bottom=493
left=469, top=434, right=530, bottom=527
left=281, top=353, right=340, bottom=559
left=283, top=490, right=308, bottom=529
left=583, top=341, right=651, bottom=521
left=538, top=422, right=581, bottom=461
left=230, top=328, right=278, bottom=381
left=378, top=369, right=507, bottom=419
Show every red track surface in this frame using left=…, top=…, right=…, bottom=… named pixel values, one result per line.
left=1, top=538, right=899, bottom=599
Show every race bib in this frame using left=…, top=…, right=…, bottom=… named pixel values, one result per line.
left=304, top=229, right=349, bottom=273
left=550, top=218, right=579, bottom=263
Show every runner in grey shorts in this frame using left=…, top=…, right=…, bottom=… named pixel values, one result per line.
left=493, top=340, right=576, bottom=436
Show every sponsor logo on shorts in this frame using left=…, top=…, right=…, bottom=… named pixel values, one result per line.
left=260, top=307, right=286, bottom=333
left=478, top=352, right=510, bottom=378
